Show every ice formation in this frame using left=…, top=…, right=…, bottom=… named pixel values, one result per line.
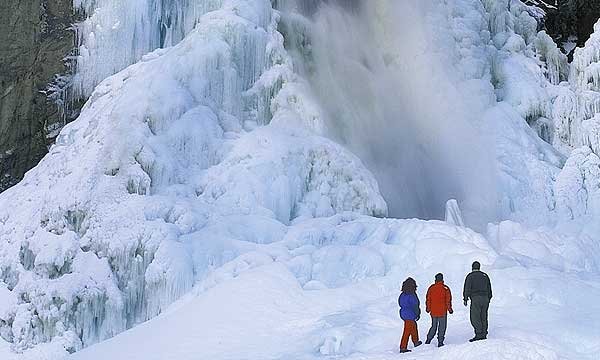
left=552, top=20, right=600, bottom=154
left=0, top=0, right=385, bottom=353
left=445, top=199, right=465, bottom=227
left=1, top=0, right=600, bottom=359
left=554, top=146, right=600, bottom=219
left=72, top=0, right=227, bottom=98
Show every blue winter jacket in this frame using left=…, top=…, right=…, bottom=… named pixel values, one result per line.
left=398, top=293, right=421, bottom=321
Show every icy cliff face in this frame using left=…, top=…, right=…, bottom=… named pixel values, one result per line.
left=553, top=22, right=600, bottom=153
left=547, top=20, right=600, bottom=220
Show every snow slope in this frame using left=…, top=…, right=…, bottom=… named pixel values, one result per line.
left=1, top=0, right=600, bottom=359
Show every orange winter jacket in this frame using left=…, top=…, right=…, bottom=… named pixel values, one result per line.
left=426, top=281, right=453, bottom=317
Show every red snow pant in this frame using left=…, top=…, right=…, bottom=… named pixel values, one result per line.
left=400, top=320, right=419, bottom=350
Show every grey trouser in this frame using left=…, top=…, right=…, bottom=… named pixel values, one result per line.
left=426, top=315, right=447, bottom=343
left=470, top=295, right=490, bottom=337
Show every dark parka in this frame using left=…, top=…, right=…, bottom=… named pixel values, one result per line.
left=463, top=270, right=492, bottom=301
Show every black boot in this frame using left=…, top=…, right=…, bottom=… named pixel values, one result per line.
left=400, top=349, right=412, bottom=353
left=438, top=342, right=444, bottom=347
left=414, top=341, right=423, bottom=347
left=425, top=339, right=432, bottom=345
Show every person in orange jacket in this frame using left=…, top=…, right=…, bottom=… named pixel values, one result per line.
left=425, top=273, right=453, bottom=347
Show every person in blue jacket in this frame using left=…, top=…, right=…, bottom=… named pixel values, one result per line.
left=398, top=277, right=422, bottom=353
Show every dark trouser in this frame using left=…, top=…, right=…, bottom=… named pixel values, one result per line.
left=470, top=296, right=490, bottom=337
left=426, top=315, right=447, bottom=344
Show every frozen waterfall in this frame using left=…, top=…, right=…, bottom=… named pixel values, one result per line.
left=2, top=0, right=600, bottom=358
left=70, top=0, right=500, bottom=226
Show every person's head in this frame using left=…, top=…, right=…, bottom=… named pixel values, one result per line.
left=472, top=261, right=481, bottom=271
left=435, top=273, right=443, bottom=282
left=401, top=277, right=417, bottom=294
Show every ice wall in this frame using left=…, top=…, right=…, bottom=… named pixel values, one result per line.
left=553, top=20, right=600, bottom=154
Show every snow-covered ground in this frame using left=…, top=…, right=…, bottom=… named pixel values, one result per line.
left=53, top=217, right=600, bottom=359
left=1, top=0, right=600, bottom=359
left=3, top=216, right=595, bottom=360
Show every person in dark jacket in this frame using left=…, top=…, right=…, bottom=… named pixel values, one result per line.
left=463, top=261, right=492, bottom=342
left=398, top=277, right=423, bottom=353
left=425, top=273, right=453, bottom=347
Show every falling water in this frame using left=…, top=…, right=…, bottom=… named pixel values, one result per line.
left=281, top=0, right=499, bottom=226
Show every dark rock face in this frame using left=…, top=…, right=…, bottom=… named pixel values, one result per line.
left=573, top=1, right=600, bottom=45
left=0, top=0, right=74, bottom=192
left=538, top=0, right=600, bottom=52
